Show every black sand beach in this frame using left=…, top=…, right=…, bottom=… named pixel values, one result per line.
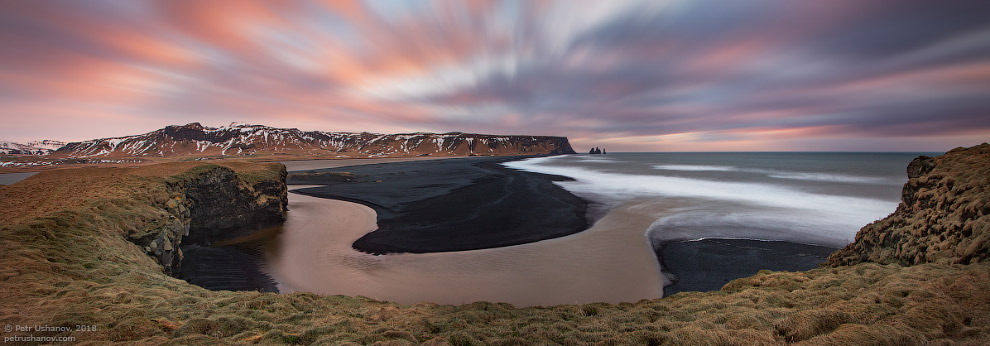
left=168, top=156, right=843, bottom=296
left=288, top=156, right=589, bottom=254
left=657, top=238, right=837, bottom=295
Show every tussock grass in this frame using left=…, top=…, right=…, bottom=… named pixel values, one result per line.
left=828, top=143, right=990, bottom=266
left=1, top=161, right=989, bottom=345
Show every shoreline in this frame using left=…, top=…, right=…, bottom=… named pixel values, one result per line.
left=268, top=190, right=663, bottom=306
left=173, top=155, right=841, bottom=298
left=656, top=238, right=838, bottom=295
left=289, top=156, right=590, bottom=253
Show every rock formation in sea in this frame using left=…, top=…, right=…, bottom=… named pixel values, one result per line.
left=827, top=143, right=990, bottom=266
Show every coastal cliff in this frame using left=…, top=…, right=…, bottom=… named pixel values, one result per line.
left=1, top=146, right=988, bottom=345
left=129, top=164, right=287, bottom=276
left=827, top=143, right=990, bottom=266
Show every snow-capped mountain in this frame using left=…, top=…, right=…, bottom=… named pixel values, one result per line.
left=0, top=140, right=66, bottom=155
left=51, top=123, right=576, bottom=158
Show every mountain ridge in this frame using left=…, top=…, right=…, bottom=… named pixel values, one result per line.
left=49, top=122, right=576, bottom=159
left=0, top=140, right=66, bottom=155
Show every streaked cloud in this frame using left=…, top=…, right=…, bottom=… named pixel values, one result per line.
left=1, top=0, right=988, bottom=151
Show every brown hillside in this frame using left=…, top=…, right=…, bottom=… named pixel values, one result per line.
left=1, top=147, right=989, bottom=345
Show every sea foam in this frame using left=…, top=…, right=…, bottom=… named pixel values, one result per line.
left=653, top=164, right=737, bottom=171
left=654, top=164, right=893, bottom=184
left=504, top=156, right=899, bottom=246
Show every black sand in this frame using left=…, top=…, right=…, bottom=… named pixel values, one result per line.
left=181, top=156, right=838, bottom=295
left=657, top=238, right=837, bottom=295
left=288, top=156, right=589, bottom=254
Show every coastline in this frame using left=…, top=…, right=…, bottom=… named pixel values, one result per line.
left=656, top=238, right=837, bottom=295
left=289, top=156, right=589, bottom=253
left=269, top=190, right=663, bottom=306
left=0, top=146, right=987, bottom=344
left=163, top=155, right=847, bottom=297
left=281, top=156, right=458, bottom=171
left=152, top=155, right=592, bottom=294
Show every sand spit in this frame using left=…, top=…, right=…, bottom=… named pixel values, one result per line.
left=269, top=189, right=663, bottom=307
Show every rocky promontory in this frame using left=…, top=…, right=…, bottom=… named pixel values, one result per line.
left=1, top=145, right=988, bottom=345
left=827, top=143, right=990, bottom=266
left=128, top=163, right=287, bottom=276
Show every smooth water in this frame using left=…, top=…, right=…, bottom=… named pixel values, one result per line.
left=268, top=153, right=933, bottom=304
left=505, top=152, right=933, bottom=247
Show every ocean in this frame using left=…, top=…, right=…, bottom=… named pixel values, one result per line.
left=505, top=152, right=930, bottom=248
left=264, top=152, right=937, bottom=303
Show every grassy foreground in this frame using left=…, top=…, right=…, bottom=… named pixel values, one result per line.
left=1, top=161, right=989, bottom=345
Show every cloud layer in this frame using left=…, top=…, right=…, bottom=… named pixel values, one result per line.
left=1, top=0, right=988, bottom=151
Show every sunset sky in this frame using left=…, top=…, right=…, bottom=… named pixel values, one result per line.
left=1, top=0, right=988, bottom=151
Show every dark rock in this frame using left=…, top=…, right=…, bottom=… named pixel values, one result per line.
left=126, top=164, right=287, bottom=277
left=173, top=166, right=287, bottom=245
left=906, top=156, right=935, bottom=178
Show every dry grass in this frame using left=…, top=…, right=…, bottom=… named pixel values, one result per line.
left=1, top=160, right=989, bottom=345
left=828, top=143, right=990, bottom=266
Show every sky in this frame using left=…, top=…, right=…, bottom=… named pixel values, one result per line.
left=1, top=0, right=988, bottom=152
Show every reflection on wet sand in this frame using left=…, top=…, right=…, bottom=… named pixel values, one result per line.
left=267, top=189, right=664, bottom=307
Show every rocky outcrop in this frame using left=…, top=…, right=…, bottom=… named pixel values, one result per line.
left=126, top=194, right=190, bottom=275
left=826, top=143, right=990, bottom=266
left=51, top=123, right=577, bottom=158
left=127, top=164, right=287, bottom=275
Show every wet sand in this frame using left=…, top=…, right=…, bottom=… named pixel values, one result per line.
left=268, top=189, right=663, bottom=307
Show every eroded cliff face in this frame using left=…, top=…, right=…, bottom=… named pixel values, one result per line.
left=827, top=143, right=990, bottom=266
left=128, top=164, right=287, bottom=275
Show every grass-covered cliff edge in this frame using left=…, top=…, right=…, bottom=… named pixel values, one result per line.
left=1, top=146, right=989, bottom=345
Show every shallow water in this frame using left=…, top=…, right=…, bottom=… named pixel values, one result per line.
left=0, top=172, right=38, bottom=185
left=264, top=152, right=931, bottom=303
left=265, top=190, right=663, bottom=306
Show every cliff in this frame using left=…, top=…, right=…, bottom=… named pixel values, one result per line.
left=1, top=147, right=988, bottom=345
left=0, top=161, right=287, bottom=278
left=129, top=164, right=287, bottom=275
left=50, top=123, right=577, bottom=159
left=827, top=143, right=990, bottom=266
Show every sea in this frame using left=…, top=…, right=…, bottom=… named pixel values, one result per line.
left=505, top=152, right=933, bottom=252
